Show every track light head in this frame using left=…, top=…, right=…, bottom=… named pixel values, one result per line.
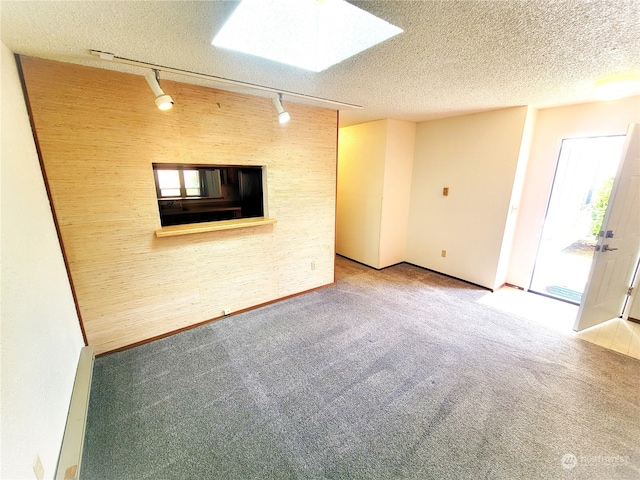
left=278, top=110, right=291, bottom=124
left=154, top=94, right=174, bottom=111
left=145, top=69, right=174, bottom=111
left=273, top=93, right=290, bottom=124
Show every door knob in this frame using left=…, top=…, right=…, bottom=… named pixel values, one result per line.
left=602, top=244, right=618, bottom=252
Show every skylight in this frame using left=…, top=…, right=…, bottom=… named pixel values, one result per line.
left=212, top=0, right=403, bottom=72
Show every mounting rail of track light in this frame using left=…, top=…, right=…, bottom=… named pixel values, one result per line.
left=90, top=50, right=363, bottom=110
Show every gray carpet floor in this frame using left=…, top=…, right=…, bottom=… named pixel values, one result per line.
left=81, top=256, right=640, bottom=479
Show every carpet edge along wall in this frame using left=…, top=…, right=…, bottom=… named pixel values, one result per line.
left=20, top=56, right=337, bottom=354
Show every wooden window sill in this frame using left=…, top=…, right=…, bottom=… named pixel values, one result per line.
left=155, top=217, right=277, bottom=237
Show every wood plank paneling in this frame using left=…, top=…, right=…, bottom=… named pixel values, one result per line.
left=20, top=57, right=337, bottom=354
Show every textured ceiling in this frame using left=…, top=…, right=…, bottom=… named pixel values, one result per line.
left=1, top=0, right=639, bottom=126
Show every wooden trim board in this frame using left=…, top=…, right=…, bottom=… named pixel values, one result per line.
left=55, top=346, right=94, bottom=480
left=155, top=217, right=277, bottom=237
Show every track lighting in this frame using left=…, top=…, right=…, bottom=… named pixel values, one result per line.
left=145, top=69, right=174, bottom=110
left=92, top=50, right=364, bottom=110
left=273, top=93, right=290, bottom=124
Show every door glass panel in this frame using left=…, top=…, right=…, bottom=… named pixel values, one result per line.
left=530, top=135, right=625, bottom=304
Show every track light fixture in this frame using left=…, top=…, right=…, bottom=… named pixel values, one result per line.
left=273, top=93, right=291, bottom=124
left=145, top=69, right=174, bottom=110
left=92, top=50, right=364, bottom=110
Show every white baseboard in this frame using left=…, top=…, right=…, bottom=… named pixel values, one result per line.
left=55, top=346, right=94, bottom=480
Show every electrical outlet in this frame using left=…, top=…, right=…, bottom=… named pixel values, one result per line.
left=311, top=261, right=316, bottom=270
left=223, top=308, right=231, bottom=316
left=441, top=250, right=447, bottom=258
left=33, top=455, right=44, bottom=480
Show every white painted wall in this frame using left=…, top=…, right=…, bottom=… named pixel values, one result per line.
left=507, top=97, right=640, bottom=290
left=494, top=107, right=538, bottom=288
left=631, top=292, right=640, bottom=320
left=337, top=119, right=415, bottom=269
left=406, top=107, right=529, bottom=289
left=379, top=119, right=415, bottom=268
left=336, top=120, right=386, bottom=267
left=1, top=43, right=85, bottom=480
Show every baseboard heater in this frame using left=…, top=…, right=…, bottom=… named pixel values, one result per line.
left=55, top=346, right=95, bottom=480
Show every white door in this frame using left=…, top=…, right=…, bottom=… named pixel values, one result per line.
left=574, top=123, right=640, bottom=331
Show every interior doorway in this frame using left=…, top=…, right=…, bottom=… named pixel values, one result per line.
left=530, top=135, right=626, bottom=304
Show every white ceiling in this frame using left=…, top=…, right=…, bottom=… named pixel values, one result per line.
left=2, top=0, right=639, bottom=127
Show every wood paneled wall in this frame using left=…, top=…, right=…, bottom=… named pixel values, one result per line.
left=20, top=57, right=337, bottom=354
